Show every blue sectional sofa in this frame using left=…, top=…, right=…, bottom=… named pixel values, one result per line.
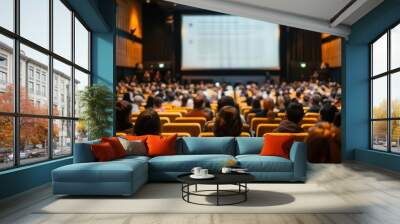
left=52, top=137, right=307, bottom=196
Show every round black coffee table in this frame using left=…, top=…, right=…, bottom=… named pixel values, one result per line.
left=177, top=173, right=255, bottom=206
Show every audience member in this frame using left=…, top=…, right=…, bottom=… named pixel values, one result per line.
left=213, top=106, right=243, bottom=137
left=116, top=100, right=133, bottom=133
left=273, top=102, right=304, bottom=133
left=134, top=110, right=161, bottom=136
left=186, top=96, right=212, bottom=120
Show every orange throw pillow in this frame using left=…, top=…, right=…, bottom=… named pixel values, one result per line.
left=146, top=135, right=177, bottom=157
left=124, top=135, right=148, bottom=142
left=260, top=134, right=295, bottom=159
left=101, top=137, right=126, bottom=158
left=91, top=142, right=117, bottom=162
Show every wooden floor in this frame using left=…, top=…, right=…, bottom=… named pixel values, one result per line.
left=1, top=162, right=400, bottom=224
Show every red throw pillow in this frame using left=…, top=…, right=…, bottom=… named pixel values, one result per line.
left=124, top=135, right=148, bottom=142
left=260, top=134, right=295, bottom=159
left=91, top=142, right=117, bottom=161
left=101, top=137, right=126, bottom=158
left=146, top=135, right=177, bottom=157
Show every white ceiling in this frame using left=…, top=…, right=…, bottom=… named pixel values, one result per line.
left=165, top=0, right=384, bottom=37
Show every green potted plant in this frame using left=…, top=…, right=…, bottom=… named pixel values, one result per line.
left=79, top=84, right=113, bottom=140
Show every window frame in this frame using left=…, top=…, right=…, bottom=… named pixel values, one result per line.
left=370, top=20, right=400, bottom=154
left=0, top=0, right=92, bottom=171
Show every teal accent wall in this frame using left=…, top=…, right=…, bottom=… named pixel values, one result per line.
left=344, top=0, right=400, bottom=171
left=0, top=0, right=116, bottom=200
left=91, top=0, right=117, bottom=135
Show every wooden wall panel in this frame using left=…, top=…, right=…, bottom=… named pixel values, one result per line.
left=322, top=38, right=342, bottom=68
left=116, top=0, right=143, bottom=67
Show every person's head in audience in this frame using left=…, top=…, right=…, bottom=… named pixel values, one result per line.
left=193, top=96, right=204, bottom=110
left=251, top=97, right=261, bottom=112
left=145, top=96, right=154, bottom=109
left=153, top=97, right=163, bottom=110
left=217, top=96, right=235, bottom=112
left=134, top=110, right=161, bottom=136
left=214, top=106, right=243, bottom=137
left=320, top=104, right=339, bottom=123
left=262, top=97, right=275, bottom=113
left=116, top=101, right=133, bottom=132
left=287, top=102, right=305, bottom=124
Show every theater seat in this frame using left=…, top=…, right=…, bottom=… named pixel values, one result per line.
left=162, top=132, right=191, bottom=137
left=301, top=123, right=315, bottom=132
left=162, top=123, right=202, bottom=137
left=199, top=132, right=251, bottom=137
left=158, top=112, right=182, bottom=122
left=250, top=118, right=282, bottom=132
left=256, top=124, right=280, bottom=137
left=174, top=117, right=207, bottom=128
left=300, top=118, right=318, bottom=125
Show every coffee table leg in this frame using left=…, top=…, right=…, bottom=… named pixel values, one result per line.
left=245, top=183, right=247, bottom=201
left=216, top=184, right=219, bottom=206
left=195, top=184, right=198, bottom=192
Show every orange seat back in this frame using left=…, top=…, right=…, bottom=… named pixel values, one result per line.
left=199, top=132, right=251, bottom=137
left=247, top=113, right=256, bottom=124
left=158, top=112, right=182, bottom=122
left=305, top=112, right=320, bottom=119
left=300, top=118, right=318, bottom=125
left=174, top=117, right=207, bottom=128
left=251, top=118, right=282, bottom=132
left=162, top=123, right=201, bottom=137
left=162, top=132, right=191, bottom=137
left=256, top=124, right=280, bottom=137
left=301, top=123, right=315, bottom=132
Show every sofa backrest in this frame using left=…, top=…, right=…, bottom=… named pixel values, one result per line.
left=74, top=140, right=100, bottom=163
left=235, top=137, right=263, bottom=155
left=177, top=137, right=236, bottom=155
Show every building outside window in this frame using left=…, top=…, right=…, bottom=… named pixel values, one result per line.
left=370, top=23, right=400, bottom=154
left=0, top=0, right=91, bottom=170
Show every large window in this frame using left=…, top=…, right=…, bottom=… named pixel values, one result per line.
left=0, top=0, right=91, bottom=170
left=370, top=23, right=400, bottom=153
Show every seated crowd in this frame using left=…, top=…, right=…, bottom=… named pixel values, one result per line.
left=116, top=79, right=341, bottom=163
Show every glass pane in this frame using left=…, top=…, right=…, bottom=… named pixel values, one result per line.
left=372, top=33, right=387, bottom=76
left=53, top=0, right=72, bottom=60
left=0, top=116, right=14, bottom=170
left=74, top=69, right=89, bottom=118
left=372, top=76, right=387, bottom=119
left=20, top=117, right=49, bottom=165
left=391, top=24, right=400, bottom=70
left=20, top=0, right=49, bottom=49
left=391, top=120, right=400, bottom=153
left=20, top=44, right=49, bottom=115
left=0, top=35, right=14, bottom=112
left=0, top=0, right=14, bottom=31
left=391, top=72, right=400, bottom=118
left=75, top=120, right=88, bottom=143
left=53, top=119, right=72, bottom=157
left=74, top=17, right=89, bottom=70
left=53, top=59, right=72, bottom=117
left=372, top=121, right=388, bottom=151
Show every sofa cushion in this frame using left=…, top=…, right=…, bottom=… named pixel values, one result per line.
left=91, top=142, right=118, bottom=162
left=260, top=134, right=294, bottom=159
left=178, top=137, right=235, bottom=155
left=236, top=155, right=293, bottom=172
left=149, top=154, right=235, bottom=172
left=236, top=137, right=263, bottom=155
left=147, top=135, right=177, bottom=157
left=53, top=158, right=147, bottom=183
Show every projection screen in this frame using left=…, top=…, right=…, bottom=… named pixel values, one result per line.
left=181, top=15, right=280, bottom=70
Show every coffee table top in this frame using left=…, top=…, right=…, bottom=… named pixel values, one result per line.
left=177, top=172, right=255, bottom=185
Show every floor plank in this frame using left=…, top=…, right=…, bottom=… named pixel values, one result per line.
left=1, top=162, right=400, bottom=224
